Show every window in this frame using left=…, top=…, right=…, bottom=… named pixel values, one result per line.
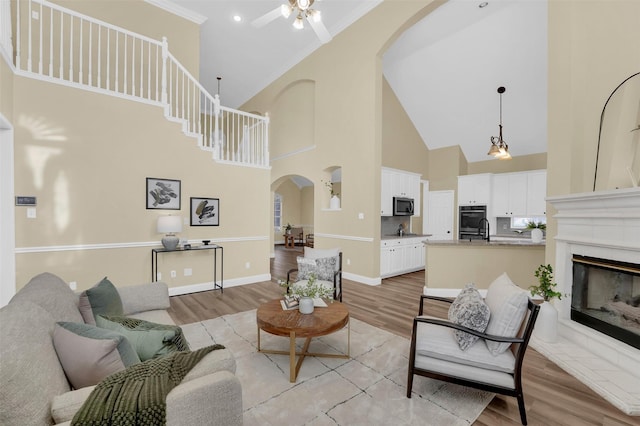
left=274, top=193, right=282, bottom=230
left=511, top=216, right=546, bottom=229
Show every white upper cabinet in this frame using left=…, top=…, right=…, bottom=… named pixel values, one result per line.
left=526, top=170, right=547, bottom=216
left=381, top=168, right=422, bottom=216
left=381, top=168, right=394, bottom=216
left=491, top=170, right=547, bottom=217
left=491, top=172, right=527, bottom=216
left=457, top=174, right=491, bottom=206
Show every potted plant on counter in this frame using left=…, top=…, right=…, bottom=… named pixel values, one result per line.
left=526, top=221, right=546, bottom=243
left=529, top=264, right=562, bottom=342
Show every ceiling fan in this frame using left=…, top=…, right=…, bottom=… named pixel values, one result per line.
left=251, top=0, right=332, bottom=44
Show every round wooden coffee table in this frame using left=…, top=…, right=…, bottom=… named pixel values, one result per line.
left=256, top=299, right=350, bottom=382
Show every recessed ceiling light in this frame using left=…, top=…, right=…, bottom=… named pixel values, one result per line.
left=479, top=2, right=489, bottom=8
left=233, top=15, right=242, bottom=22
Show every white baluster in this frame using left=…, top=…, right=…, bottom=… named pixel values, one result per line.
left=161, top=37, right=168, bottom=106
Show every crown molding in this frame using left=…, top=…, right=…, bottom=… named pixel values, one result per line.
left=144, top=0, right=208, bottom=25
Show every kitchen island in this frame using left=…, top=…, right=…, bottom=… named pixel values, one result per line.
left=424, top=237, right=545, bottom=292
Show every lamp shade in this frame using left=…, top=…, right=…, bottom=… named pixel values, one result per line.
left=157, top=215, right=182, bottom=234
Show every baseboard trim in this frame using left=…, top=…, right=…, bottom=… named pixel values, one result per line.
left=343, top=272, right=380, bottom=286
left=167, top=273, right=271, bottom=296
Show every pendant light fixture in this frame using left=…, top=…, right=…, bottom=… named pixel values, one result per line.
left=488, top=86, right=512, bottom=160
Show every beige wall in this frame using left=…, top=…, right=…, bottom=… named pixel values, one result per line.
left=5, top=0, right=638, bottom=290
left=0, top=54, right=13, bottom=121
left=381, top=77, right=429, bottom=175
left=51, top=0, right=200, bottom=77
left=468, top=153, right=547, bottom=175
left=11, top=73, right=270, bottom=291
left=426, top=244, right=545, bottom=290
left=546, top=0, right=640, bottom=266
left=243, top=0, right=446, bottom=280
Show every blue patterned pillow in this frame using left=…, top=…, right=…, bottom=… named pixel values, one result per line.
left=315, top=256, right=339, bottom=281
left=296, top=256, right=338, bottom=281
left=448, top=283, right=491, bottom=351
left=296, top=257, right=317, bottom=280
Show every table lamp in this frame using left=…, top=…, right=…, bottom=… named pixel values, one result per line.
left=157, top=215, right=182, bottom=250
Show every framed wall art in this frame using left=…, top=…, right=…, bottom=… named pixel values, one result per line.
left=146, top=178, right=181, bottom=210
left=190, top=197, right=219, bottom=226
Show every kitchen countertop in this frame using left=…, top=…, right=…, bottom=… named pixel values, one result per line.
left=426, top=238, right=545, bottom=247
left=381, top=234, right=432, bottom=240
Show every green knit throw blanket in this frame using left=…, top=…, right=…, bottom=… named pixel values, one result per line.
left=71, top=345, right=225, bottom=425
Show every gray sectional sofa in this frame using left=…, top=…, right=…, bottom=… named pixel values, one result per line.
left=0, top=272, right=243, bottom=425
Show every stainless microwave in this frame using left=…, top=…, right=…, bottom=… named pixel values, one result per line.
left=393, top=197, right=415, bottom=216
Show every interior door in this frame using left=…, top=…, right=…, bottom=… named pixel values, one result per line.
left=426, top=190, right=454, bottom=241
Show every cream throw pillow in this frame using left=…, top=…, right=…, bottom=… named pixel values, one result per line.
left=483, top=273, right=529, bottom=355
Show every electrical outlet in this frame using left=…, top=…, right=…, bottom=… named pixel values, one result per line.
left=27, top=207, right=36, bottom=218
left=184, top=268, right=192, bottom=276
left=69, top=281, right=77, bottom=291
left=32, top=10, right=39, bottom=19
left=157, top=272, right=162, bottom=280
left=358, top=213, right=364, bottom=219
left=170, top=270, right=177, bottom=278
left=347, top=259, right=351, bottom=265
left=245, top=262, right=250, bottom=269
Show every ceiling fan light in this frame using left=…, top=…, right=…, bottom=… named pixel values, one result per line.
left=293, top=15, right=304, bottom=29
left=281, top=4, right=292, bottom=18
left=311, top=9, right=321, bottom=22
left=297, top=0, right=311, bottom=11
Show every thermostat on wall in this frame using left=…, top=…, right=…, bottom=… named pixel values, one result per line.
left=15, top=196, right=37, bottom=206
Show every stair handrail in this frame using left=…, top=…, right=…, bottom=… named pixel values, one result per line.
left=4, top=0, right=269, bottom=168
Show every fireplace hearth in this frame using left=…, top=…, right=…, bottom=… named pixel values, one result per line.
left=572, top=255, right=640, bottom=350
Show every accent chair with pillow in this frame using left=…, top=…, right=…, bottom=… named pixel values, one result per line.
left=287, top=246, right=343, bottom=301
left=406, top=273, right=540, bottom=425
left=0, top=272, right=242, bottom=426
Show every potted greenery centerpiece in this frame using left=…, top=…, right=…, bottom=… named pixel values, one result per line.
left=526, top=221, right=546, bottom=243
left=529, top=264, right=562, bottom=342
left=284, top=222, right=292, bottom=235
left=279, top=273, right=333, bottom=314
left=322, top=180, right=340, bottom=210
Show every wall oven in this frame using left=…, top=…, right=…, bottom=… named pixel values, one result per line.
left=459, top=205, right=487, bottom=240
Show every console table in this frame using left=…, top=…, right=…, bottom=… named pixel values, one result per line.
left=151, top=244, right=223, bottom=292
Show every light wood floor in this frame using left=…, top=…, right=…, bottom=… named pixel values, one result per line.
left=168, top=245, right=639, bottom=426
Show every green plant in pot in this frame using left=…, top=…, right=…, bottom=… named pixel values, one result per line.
left=529, top=264, right=561, bottom=342
left=279, top=273, right=333, bottom=314
left=527, top=221, right=546, bottom=243
left=526, top=221, right=546, bottom=230
left=284, top=222, right=292, bottom=234
left=529, top=264, right=561, bottom=301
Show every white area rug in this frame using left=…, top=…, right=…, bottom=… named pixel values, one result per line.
left=182, top=309, right=494, bottom=425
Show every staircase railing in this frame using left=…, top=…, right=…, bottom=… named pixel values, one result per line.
left=3, top=0, right=269, bottom=168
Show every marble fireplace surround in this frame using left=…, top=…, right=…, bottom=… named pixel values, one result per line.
left=534, top=188, right=640, bottom=415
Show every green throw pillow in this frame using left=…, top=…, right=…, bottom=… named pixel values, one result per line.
left=53, top=322, right=140, bottom=389
left=78, top=277, right=124, bottom=325
left=96, top=315, right=189, bottom=361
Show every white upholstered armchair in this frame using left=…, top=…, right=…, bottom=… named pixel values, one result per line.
left=406, top=273, right=540, bottom=425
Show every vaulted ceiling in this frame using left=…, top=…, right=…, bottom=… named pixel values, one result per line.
left=164, top=0, right=547, bottom=163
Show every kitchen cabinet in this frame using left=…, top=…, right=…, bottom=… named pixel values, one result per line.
left=380, top=237, right=425, bottom=278
left=526, top=171, right=547, bottom=216
left=491, top=170, right=547, bottom=217
left=491, top=172, right=527, bottom=216
left=457, top=174, right=491, bottom=206
left=381, top=168, right=421, bottom=216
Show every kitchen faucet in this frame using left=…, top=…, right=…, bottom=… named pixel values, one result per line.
left=478, top=218, right=490, bottom=242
